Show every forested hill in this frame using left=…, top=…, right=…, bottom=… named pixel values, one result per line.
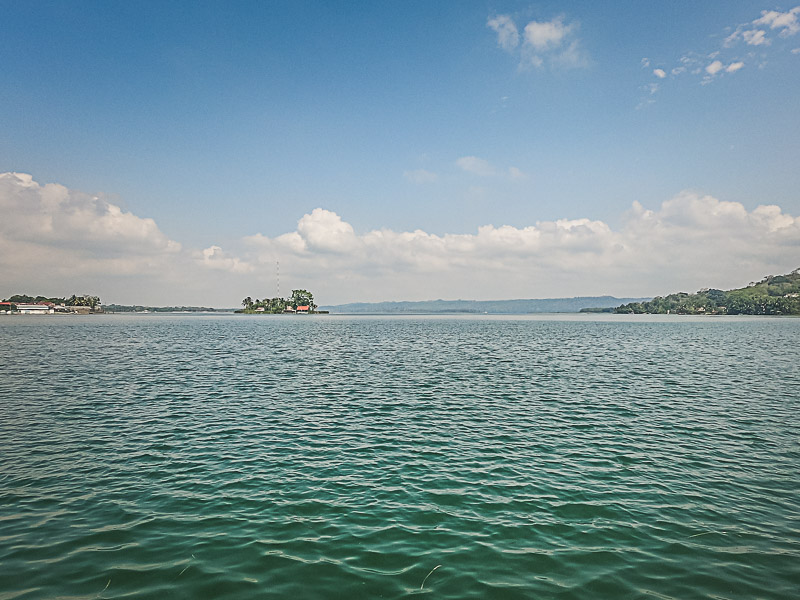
left=320, top=296, right=649, bottom=314
left=613, top=269, right=800, bottom=315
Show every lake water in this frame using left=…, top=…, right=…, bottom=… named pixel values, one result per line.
left=1, top=314, right=798, bottom=599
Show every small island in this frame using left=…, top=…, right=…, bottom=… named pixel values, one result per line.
left=237, top=289, right=327, bottom=314
left=600, top=268, right=800, bottom=315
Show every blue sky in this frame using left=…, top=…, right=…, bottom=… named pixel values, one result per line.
left=1, top=1, right=799, bottom=305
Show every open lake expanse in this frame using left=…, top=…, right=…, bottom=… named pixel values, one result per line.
left=1, top=314, right=798, bottom=599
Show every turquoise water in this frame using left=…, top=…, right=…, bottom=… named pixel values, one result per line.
left=1, top=314, right=798, bottom=599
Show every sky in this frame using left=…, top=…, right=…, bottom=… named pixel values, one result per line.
left=1, top=1, right=799, bottom=306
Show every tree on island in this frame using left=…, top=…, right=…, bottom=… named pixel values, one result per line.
left=238, top=289, right=317, bottom=314
left=290, top=289, right=316, bottom=310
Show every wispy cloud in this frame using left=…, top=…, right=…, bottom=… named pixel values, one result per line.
left=488, top=13, right=588, bottom=69
left=455, top=156, right=526, bottom=180
left=641, top=5, right=800, bottom=100
left=487, top=15, right=519, bottom=51
left=404, top=169, right=438, bottom=184
left=508, top=166, right=527, bottom=180
left=456, top=156, right=497, bottom=177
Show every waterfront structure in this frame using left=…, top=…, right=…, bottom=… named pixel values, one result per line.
left=16, top=303, right=54, bottom=314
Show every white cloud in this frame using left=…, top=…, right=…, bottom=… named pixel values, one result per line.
left=3, top=174, right=798, bottom=305
left=404, top=169, right=438, bottom=184
left=743, top=29, right=770, bottom=46
left=0, top=172, right=180, bottom=257
left=653, top=68, right=666, bottom=78
left=487, top=15, right=519, bottom=51
left=0, top=172, right=255, bottom=305
left=753, top=7, right=800, bottom=36
left=706, top=60, right=724, bottom=75
left=296, top=208, right=360, bottom=254
left=703, top=59, right=745, bottom=81
left=456, top=156, right=497, bottom=177
left=455, top=157, right=525, bottom=179
left=200, top=245, right=252, bottom=273
left=524, top=17, right=573, bottom=50
left=650, top=6, right=799, bottom=90
left=240, top=192, right=800, bottom=302
left=490, top=13, right=587, bottom=69
left=641, top=57, right=651, bottom=67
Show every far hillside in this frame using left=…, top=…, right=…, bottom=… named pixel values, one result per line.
left=612, top=269, right=800, bottom=315
left=321, top=296, right=650, bottom=314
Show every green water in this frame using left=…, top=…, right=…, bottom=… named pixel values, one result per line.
left=1, top=314, right=798, bottom=599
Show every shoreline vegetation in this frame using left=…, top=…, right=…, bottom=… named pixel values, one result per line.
left=237, top=289, right=328, bottom=314
left=0, top=294, right=102, bottom=315
left=581, top=268, right=800, bottom=315
left=4, top=269, right=799, bottom=316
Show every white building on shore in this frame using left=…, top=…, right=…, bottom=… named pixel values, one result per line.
left=15, top=303, right=55, bottom=314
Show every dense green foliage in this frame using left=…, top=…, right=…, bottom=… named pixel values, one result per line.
left=614, top=269, right=800, bottom=315
left=3, top=294, right=101, bottom=309
left=239, top=289, right=317, bottom=314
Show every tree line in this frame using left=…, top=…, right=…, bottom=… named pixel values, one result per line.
left=2, top=294, right=101, bottom=309
left=239, top=289, right=317, bottom=314
left=612, top=269, right=800, bottom=315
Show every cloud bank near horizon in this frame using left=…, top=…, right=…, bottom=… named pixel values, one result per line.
left=1, top=172, right=799, bottom=306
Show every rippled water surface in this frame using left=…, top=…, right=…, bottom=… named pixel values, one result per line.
left=1, top=314, right=799, bottom=599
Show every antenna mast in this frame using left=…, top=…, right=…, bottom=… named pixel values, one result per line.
left=276, top=260, right=280, bottom=298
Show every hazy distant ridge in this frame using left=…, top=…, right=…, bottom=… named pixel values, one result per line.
left=321, top=296, right=650, bottom=314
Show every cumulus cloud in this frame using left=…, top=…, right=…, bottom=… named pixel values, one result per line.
left=653, top=68, right=666, bottom=78
left=0, top=172, right=180, bottom=258
left=488, top=13, right=587, bottom=69
left=0, top=172, right=250, bottom=305
left=241, top=192, right=800, bottom=302
left=199, top=245, right=252, bottom=273
left=3, top=173, right=798, bottom=305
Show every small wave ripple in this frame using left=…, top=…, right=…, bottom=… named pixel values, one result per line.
left=1, top=315, right=799, bottom=599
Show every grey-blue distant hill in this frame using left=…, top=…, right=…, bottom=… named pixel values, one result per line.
left=320, top=296, right=650, bottom=314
